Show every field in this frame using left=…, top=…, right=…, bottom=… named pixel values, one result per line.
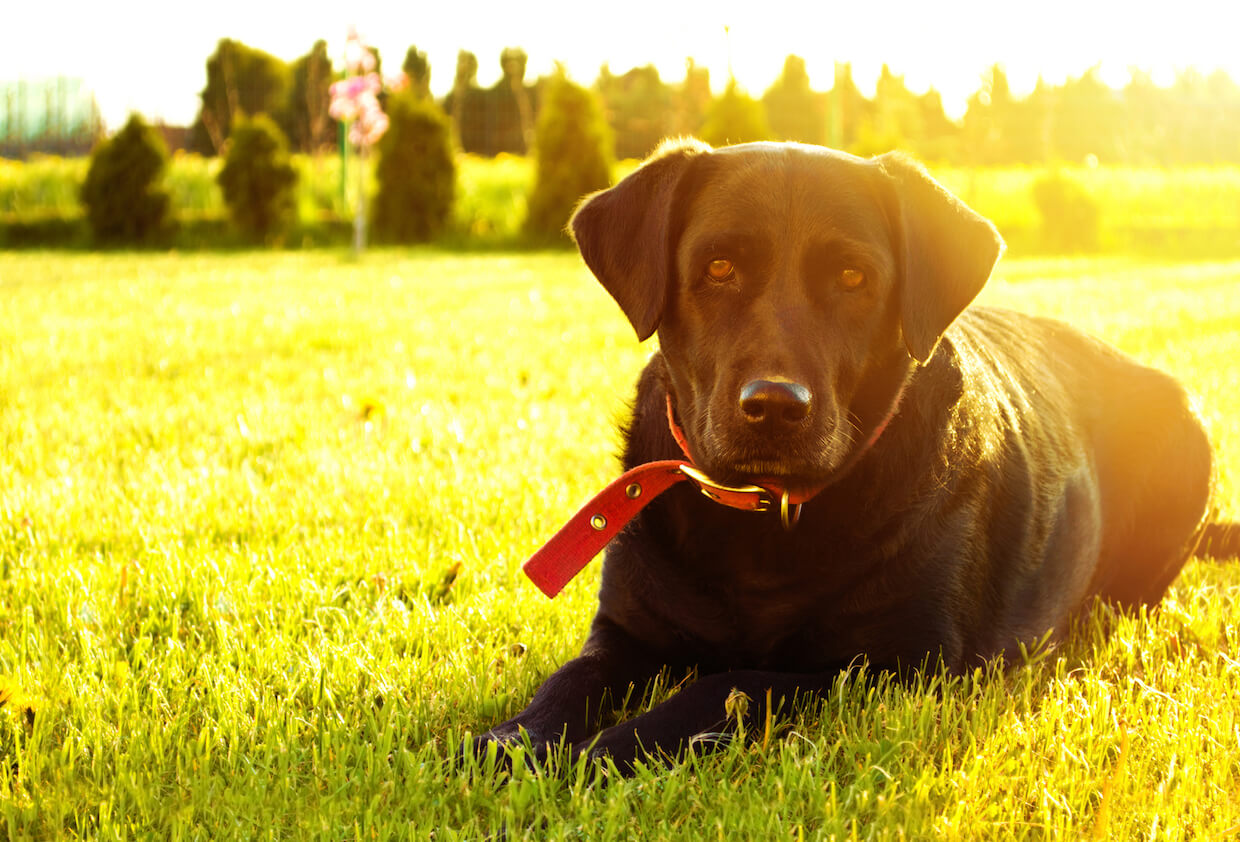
left=3, top=153, right=1240, bottom=255
left=1, top=249, right=1239, bottom=839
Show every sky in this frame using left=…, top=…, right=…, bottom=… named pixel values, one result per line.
left=6, top=0, right=1240, bottom=131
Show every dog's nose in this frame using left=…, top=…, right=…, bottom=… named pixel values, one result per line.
left=739, top=379, right=812, bottom=426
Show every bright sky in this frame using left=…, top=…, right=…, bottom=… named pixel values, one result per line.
left=6, top=0, right=1240, bottom=131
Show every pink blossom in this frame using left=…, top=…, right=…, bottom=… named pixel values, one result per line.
left=329, top=96, right=357, bottom=122
left=331, top=28, right=389, bottom=149
left=343, top=25, right=376, bottom=74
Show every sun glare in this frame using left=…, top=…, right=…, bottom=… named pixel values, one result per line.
left=7, top=0, right=1240, bottom=128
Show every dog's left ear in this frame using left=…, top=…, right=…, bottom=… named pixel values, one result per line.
left=877, top=153, right=1004, bottom=363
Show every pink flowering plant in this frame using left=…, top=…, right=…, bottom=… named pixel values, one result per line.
left=329, top=27, right=391, bottom=252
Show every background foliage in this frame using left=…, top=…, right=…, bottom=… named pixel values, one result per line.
left=699, top=80, right=771, bottom=148
left=79, top=114, right=173, bottom=246
left=217, top=113, right=298, bottom=243
left=6, top=37, right=1240, bottom=253
left=371, top=93, right=457, bottom=244
left=5, top=152, right=1239, bottom=256
left=523, top=70, right=612, bottom=244
left=162, top=38, right=1240, bottom=166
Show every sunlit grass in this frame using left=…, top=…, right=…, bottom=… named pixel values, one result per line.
left=0, top=250, right=1237, bottom=839
left=3, top=154, right=1240, bottom=255
left=937, top=166, right=1240, bottom=252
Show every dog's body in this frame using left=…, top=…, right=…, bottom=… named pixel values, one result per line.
left=478, top=140, right=1213, bottom=769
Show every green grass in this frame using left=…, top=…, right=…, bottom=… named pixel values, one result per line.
left=1, top=250, right=1238, bottom=839
left=0, top=154, right=533, bottom=247
left=3, top=154, right=1240, bottom=255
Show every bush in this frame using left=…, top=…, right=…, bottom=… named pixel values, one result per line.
left=524, top=69, right=612, bottom=244
left=80, top=114, right=173, bottom=245
left=217, top=114, right=298, bottom=243
left=1031, top=172, right=1101, bottom=253
left=699, top=80, right=771, bottom=148
left=372, top=94, right=456, bottom=243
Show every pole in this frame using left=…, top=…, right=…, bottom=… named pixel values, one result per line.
left=353, top=141, right=366, bottom=255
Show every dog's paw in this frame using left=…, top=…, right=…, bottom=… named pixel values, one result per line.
left=580, top=723, right=663, bottom=774
left=584, top=724, right=736, bottom=775
left=466, top=724, right=554, bottom=773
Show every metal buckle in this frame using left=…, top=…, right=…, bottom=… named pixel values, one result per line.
left=678, top=464, right=773, bottom=512
left=780, top=491, right=802, bottom=531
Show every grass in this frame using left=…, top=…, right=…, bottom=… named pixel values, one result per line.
left=0, top=250, right=1238, bottom=839
left=3, top=154, right=1240, bottom=255
left=0, top=154, right=532, bottom=248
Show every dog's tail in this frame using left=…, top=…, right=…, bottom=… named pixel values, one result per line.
left=1197, top=520, right=1240, bottom=560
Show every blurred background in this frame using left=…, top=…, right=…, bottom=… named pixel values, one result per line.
left=3, top=0, right=1239, bottom=255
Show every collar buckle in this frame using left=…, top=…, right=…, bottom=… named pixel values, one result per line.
left=678, top=464, right=774, bottom=512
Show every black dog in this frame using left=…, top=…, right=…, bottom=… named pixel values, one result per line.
left=477, top=139, right=1216, bottom=771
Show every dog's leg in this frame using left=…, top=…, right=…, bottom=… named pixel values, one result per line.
left=583, top=667, right=846, bottom=773
left=473, top=619, right=667, bottom=760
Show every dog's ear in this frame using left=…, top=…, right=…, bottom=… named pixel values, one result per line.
left=877, top=153, right=1004, bottom=363
left=570, top=138, right=712, bottom=341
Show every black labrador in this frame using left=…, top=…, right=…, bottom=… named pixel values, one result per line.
left=476, top=138, right=1216, bottom=771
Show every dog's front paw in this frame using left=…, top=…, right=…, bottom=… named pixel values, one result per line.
left=585, top=722, right=736, bottom=774
left=467, top=723, right=554, bottom=772
left=581, top=726, right=642, bottom=774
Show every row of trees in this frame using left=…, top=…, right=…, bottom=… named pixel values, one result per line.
left=78, top=65, right=611, bottom=248
left=607, top=59, right=1240, bottom=165
left=187, top=37, right=1240, bottom=165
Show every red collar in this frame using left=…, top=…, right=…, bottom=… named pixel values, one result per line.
left=522, top=387, right=904, bottom=598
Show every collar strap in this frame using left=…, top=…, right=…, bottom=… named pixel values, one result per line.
left=521, top=459, right=773, bottom=597
left=522, top=386, right=905, bottom=598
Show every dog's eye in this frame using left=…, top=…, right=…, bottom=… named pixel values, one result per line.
left=839, top=269, right=866, bottom=290
left=706, top=258, right=735, bottom=282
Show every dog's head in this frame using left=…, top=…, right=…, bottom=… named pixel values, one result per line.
left=571, top=139, right=1002, bottom=488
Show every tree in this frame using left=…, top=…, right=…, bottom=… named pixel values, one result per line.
left=494, top=47, right=535, bottom=154
left=962, top=64, right=1019, bottom=164
left=372, top=94, right=456, bottom=243
left=287, top=40, right=333, bottom=153
left=762, top=55, right=825, bottom=144
left=330, top=28, right=390, bottom=254
left=191, top=39, right=292, bottom=156
left=700, top=80, right=770, bottom=147
left=445, top=50, right=483, bottom=152
left=824, top=63, right=871, bottom=149
left=596, top=64, right=673, bottom=159
left=914, top=89, right=962, bottom=162
left=403, top=45, right=432, bottom=100
left=674, top=59, right=712, bottom=137
left=80, top=114, right=173, bottom=245
left=1162, top=68, right=1240, bottom=163
left=1123, top=69, right=1171, bottom=165
left=525, top=69, right=612, bottom=244
left=1051, top=65, right=1121, bottom=163
left=217, top=113, right=298, bottom=243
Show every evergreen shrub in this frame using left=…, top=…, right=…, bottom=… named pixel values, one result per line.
left=372, top=94, right=456, bottom=243
left=80, top=114, right=173, bottom=245
left=524, top=70, right=612, bottom=244
left=217, top=114, right=298, bottom=244
left=1032, top=172, right=1101, bottom=253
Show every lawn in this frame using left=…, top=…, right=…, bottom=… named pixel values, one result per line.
left=1, top=250, right=1238, bottom=839
left=4, top=154, right=1240, bottom=255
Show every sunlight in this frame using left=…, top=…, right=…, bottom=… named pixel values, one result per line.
left=8, top=0, right=1240, bottom=128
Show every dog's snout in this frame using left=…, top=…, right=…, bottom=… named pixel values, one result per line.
left=738, top=379, right=812, bottom=426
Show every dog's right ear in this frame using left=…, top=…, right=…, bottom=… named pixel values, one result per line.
left=569, top=138, right=711, bottom=341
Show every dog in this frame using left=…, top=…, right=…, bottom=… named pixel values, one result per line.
left=475, top=138, right=1217, bottom=772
